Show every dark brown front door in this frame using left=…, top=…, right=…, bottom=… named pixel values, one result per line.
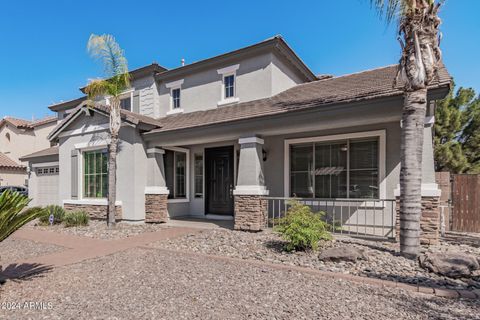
left=205, top=146, right=234, bottom=215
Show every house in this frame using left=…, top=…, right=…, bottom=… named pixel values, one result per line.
left=26, top=36, right=451, bottom=237
left=0, top=115, right=57, bottom=188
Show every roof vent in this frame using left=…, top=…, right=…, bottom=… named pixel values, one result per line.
left=181, top=58, right=185, bottom=67
left=316, top=74, right=334, bottom=80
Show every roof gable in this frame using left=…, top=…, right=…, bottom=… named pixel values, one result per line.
left=47, top=103, right=163, bottom=141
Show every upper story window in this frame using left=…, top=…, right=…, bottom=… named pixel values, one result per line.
left=166, top=79, right=184, bottom=115
left=172, top=88, right=181, bottom=109
left=120, top=96, right=131, bottom=111
left=224, top=75, right=235, bottom=98
left=217, top=64, right=240, bottom=106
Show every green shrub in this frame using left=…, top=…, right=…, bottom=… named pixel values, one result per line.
left=39, top=205, right=65, bottom=225
left=274, top=200, right=332, bottom=252
left=63, top=211, right=89, bottom=227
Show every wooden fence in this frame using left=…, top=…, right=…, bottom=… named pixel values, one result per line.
left=452, top=174, right=480, bottom=233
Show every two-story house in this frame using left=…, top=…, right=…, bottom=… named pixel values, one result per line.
left=25, top=36, right=451, bottom=238
left=0, top=115, right=56, bottom=188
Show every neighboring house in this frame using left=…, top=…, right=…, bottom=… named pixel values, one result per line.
left=0, top=115, right=57, bottom=187
left=28, top=36, right=451, bottom=235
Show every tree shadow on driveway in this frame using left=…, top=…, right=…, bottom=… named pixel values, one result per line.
left=0, top=263, right=53, bottom=284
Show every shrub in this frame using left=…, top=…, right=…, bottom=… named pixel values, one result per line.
left=63, top=211, right=89, bottom=227
left=274, top=200, right=332, bottom=252
left=39, top=205, right=65, bottom=225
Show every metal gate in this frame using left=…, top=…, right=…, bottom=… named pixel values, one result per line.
left=452, top=174, right=480, bottom=233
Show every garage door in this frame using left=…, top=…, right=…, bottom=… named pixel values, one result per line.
left=35, top=166, right=59, bottom=206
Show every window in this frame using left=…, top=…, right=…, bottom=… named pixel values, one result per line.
left=120, top=96, right=131, bottom=111
left=194, top=153, right=203, bottom=198
left=289, top=139, right=379, bottom=199
left=164, top=149, right=187, bottom=199
left=5, top=133, right=10, bottom=142
left=36, top=166, right=59, bottom=176
left=224, top=75, right=235, bottom=98
left=172, top=88, right=181, bottom=109
left=83, top=149, right=108, bottom=198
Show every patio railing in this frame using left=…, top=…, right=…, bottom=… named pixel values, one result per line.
left=264, top=197, right=397, bottom=239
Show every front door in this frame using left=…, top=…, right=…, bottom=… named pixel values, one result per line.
left=205, top=146, right=234, bottom=215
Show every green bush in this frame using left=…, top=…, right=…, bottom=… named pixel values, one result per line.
left=39, top=205, right=65, bottom=225
left=63, top=211, right=89, bottom=227
left=274, top=200, right=332, bottom=252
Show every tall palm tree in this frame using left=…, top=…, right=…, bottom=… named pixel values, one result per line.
left=371, top=0, right=444, bottom=258
left=84, top=34, right=130, bottom=227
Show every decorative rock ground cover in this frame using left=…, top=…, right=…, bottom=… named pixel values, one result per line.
left=0, top=238, right=64, bottom=263
left=26, top=219, right=168, bottom=240
left=152, top=229, right=480, bottom=290
left=2, top=247, right=479, bottom=320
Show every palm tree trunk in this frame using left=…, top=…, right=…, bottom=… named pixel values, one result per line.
left=400, top=88, right=427, bottom=258
left=107, top=100, right=121, bottom=228
left=107, top=133, right=118, bottom=227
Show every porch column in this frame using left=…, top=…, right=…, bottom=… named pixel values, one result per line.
left=395, top=119, right=441, bottom=245
left=144, top=147, right=169, bottom=223
left=233, top=136, right=269, bottom=231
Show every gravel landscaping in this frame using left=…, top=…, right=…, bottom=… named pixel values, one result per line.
left=152, top=229, right=480, bottom=290
left=26, top=219, right=168, bottom=240
left=1, top=247, right=479, bottom=320
left=0, top=238, right=64, bottom=264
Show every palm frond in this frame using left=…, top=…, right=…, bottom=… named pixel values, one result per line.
left=84, top=79, right=116, bottom=101
left=0, top=190, right=46, bottom=242
left=87, top=34, right=129, bottom=78
left=370, top=0, right=409, bottom=23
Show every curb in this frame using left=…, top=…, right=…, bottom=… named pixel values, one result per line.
left=148, top=247, right=480, bottom=300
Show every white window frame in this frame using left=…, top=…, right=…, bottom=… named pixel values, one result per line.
left=193, top=151, right=204, bottom=199
left=164, top=146, right=190, bottom=203
left=166, top=79, right=184, bottom=115
left=217, top=64, right=240, bottom=106
left=81, top=147, right=109, bottom=200
left=284, top=130, right=386, bottom=201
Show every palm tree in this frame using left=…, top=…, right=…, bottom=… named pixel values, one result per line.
left=84, top=34, right=130, bottom=227
left=0, top=190, right=45, bottom=242
left=370, top=0, right=444, bottom=258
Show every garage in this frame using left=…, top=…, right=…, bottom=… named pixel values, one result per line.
left=34, top=165, right=59, bottom=206
left=19, top=146, right=60, bottom=207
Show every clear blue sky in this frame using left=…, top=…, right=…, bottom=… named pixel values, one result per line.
left=0, top=0, right=478, bottom=120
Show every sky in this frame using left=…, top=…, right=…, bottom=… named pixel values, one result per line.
left=0, top=0, right=478, bottom=120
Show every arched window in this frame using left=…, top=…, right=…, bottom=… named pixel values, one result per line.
left=5, top=132, right=10, bottom=142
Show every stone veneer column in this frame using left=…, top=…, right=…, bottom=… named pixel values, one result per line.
left=233, top=136, right=269, bottom=231
left=395, top=196, right=440, bottom=245
left=144, top=147, right=169, bottom=223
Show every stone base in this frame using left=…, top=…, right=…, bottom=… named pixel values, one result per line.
left=396, top=196, right=440, bottom=245
left=64, top=204, right=122, bottom=220
left=234, top=195, right=267, bottom=231
left=145, top=194, right=168, bottom=223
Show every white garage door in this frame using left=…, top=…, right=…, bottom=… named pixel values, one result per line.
left=35, top=166, right=59, bottom=206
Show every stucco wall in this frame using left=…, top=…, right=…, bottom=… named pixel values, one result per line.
left=58, top=113, right=148, bottom=221
left=0, top=169, right=26, bottom=186
left=0, top=121, right=55, bottom=165
left=155, top=52, right=303, bottom=117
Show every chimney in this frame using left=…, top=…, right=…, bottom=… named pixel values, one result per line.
left=181, top=58, right=185, bottom=67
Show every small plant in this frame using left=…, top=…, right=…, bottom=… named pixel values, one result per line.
left=274, top=200, right=332, bottom=252
left=63, top=211, right=89, bottom=227
left=39, top=205, right=65, bottom=225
